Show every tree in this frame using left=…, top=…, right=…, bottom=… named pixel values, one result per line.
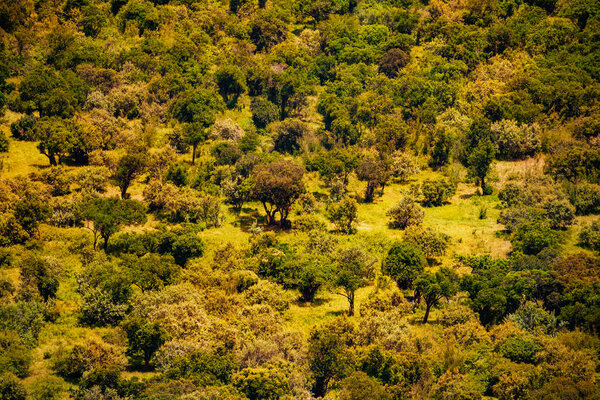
left=308, top=319, right=354, bottom=397
left=356, top=157, right=391, bottom=202
left=223, top=176, right=254, bottom=212
left=421, top=179, right=456, bottom=207
left=34, top=117, right=77, bottom=166
left=379, top=48, right=410, bottom=78
left=251, top=97, right=279, bottom=129
left=0, top=374, right=27, bottom=400
left=403, top=226, right=450, bottom=259
left=249, top=10, right=288, bottom=52
left=19, top=254, right=59, bottom=302
left=18, top=67, right=86, bottom=118
left=215, top=65, right=247, bottom=108
left=273, top=118, right=308, bottom=154
left=233, top=367, right=291, bottom=400
left=251, top=160, right=305, bottom=226
left=182, top=123, right=207, bottom=165
left=339, top=371, right=392, bottom=400
left=327, top=197, right=358, bottom=234
left=386, top=196, right=424, bottom=229
left=122, top=317, right=169, bottom=369
left=171, top=89, right=223, bottom=164
left=121, top=253, right=179, bottom=293
left=544, top=200, right=575, bottom=230
left=334, top=246, right=376, bottom=316
left=382, top=243, right=426, bottom=290
left=414, top=268, right=459, bottom=324
left=82, top=197, right=147, bottom=251
left=468, top=139, right=496, bottom=193
left=113, top=151, right=147, bottom=199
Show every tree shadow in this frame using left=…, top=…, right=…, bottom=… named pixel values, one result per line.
left=326, top=310, right=348, bottom=317
left=235, top=211, right=265, bottom=232
left=293, top=297, right=330, bottom=307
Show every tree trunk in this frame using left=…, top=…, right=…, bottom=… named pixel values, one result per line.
left=191, top=144, right=197, bottom=165
left=102, top=235, right=109, bottom=252
left=49, top=154, right=57, bottom=166
left=120, top=184, right=129, bottom=199
left=423, top=302, right=432, bottom=324
left=480, top=176, right=485, bottom=193
left=348, top=291, right=355, bottom=316
left=365, top=181, right=375, bottom=202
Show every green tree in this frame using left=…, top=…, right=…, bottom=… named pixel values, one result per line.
left=18, top=67, right=86, bottom=118
left=308, top=319, right=354, bottom=397
left=468, top=139, right=497, bottom=193
left=215, top=65, right=247, bottom=108
left=273, top=118, right=308, bottom=154
left=251, top=97, right=279, bottom=129
left=34, top=118, right=77, bottom=166
left=82, top=197, right=147, bottom=251
left=171, top=89, right=223, bottom=164
left=356, top=157, right=391, bottom=202
left=386, top=196, right=424, bottom=229
left=251, top=160, right=305, bottom=227
left=414, top=268, right=459, bottom=324
left=122, top=317, right=169, bottom=369
left=233, top=367, right=290, bottom=400
left=334, top=246, right=376, bottom=316
left=121, top=253, right=179, bottom=293
left=327, top=197, right=358, bottom=234
left=113, top=151, right=147, bottom=199
left=382, top=243, right=426, bottom=290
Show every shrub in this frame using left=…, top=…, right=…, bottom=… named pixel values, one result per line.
left=10, top=115, right=37, bottom=140
left=544, top=200, right=575, bottom=230
left=327, top=197, right=358, bottom=234
left=512, top=222, right=559, bottom=255
left=210, top=118, right=245, bottom=141
left=233, top=367, right=290, bottom=400
left=0, top=373, right=27, bottom=400
left=251, top=97, right=279, bottom=129
left=499, top=337, right=540, bottom=364
left=53, top=339, right=127, bottom=380
left=579, top=221, right=600, bottom=252
left=0, top=132, right=7, bottom=153
left=0, top=330, right=31, bottom=378
left=78, top=286, right=129, bottom=327
left=403, top=226, right=450, bottom=258
left=508, top=301, right=557, bottom=335
left=296, top=192, right=317, bottom=215
left=382, top=243, right=426, bottom=290
left=244, top=280, right=291, bottom=312
left=566, top=183, right=600, bottom=215
left=421, top=179, right=456, bottom=207
left=293, top=215, right=327, bottom=232
left=491, top=119, right=541, bottom=160
left=386, top=196, right=424, bottom=229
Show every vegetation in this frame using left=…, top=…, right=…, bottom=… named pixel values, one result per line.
left=0, top=0, right=599, bottom=398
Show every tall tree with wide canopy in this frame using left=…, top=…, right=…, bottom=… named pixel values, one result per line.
left=171, top=89, right=223, bottom=164
left=251, top=160, right=305, bottom=227
left=82, top=197, right=147, bottom=251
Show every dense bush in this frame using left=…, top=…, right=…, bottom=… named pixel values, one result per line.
left=386, top=196, right=424, bottom=229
